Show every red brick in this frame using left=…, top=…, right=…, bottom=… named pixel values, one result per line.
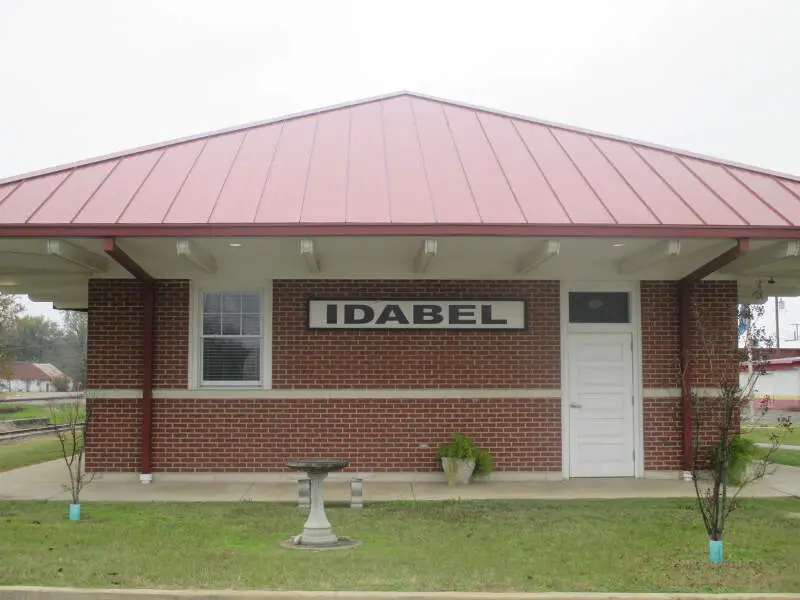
left=87, top=279, right=738, bottom=473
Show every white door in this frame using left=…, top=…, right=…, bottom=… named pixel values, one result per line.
left=567, top=332, right=635, bottom=477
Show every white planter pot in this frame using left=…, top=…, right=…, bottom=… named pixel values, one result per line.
left=441, top=457, right=475, bottom=485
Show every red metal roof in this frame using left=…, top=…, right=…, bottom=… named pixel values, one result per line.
left=1, top=91, right=799, bottom=237
left=3, top=362, right=61, bottom=381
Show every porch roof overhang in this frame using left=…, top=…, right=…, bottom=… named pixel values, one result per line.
left=1, top=234, right=798, bottom=310
left=1, top=92, right=799, bottom=309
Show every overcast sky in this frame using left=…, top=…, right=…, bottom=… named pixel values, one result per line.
left=2, top=0, right=800, bottom=333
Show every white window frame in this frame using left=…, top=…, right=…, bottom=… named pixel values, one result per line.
left=188, top=281, right=273, bottom=389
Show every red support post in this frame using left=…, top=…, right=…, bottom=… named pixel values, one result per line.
left=678, top=282, right=693, bottom=471
left=141, top=282, right=154, bottom=479
left=103, top=237, right=155, bottom=482
left=678, top=238, right=749, bottom=472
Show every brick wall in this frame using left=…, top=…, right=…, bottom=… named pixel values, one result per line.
left=86, top=277, right=738, bottom=474
left=88, top=280, right=144, bottom=389
left=86, top=278, right=561, bottom=473
left=138, top=397, right=559, bottom=473
left=88, top=279, right=189, bottom=390
left=641, top=280, right=738, bottom=390
left=643, top=397, right=682, bottom=470
left=688, top=281, right=739, bottom=387
left=641, top=280, right=738, bottom=470
left=85, top=398, right=140, bottom=472
left=273, top=280, right=560, bottom=389
left=153, top=281, right=190, bottom=389
left=641, top=281, right=680, bottom=389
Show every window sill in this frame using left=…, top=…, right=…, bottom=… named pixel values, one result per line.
left=199, top=383, right=266, bottom=389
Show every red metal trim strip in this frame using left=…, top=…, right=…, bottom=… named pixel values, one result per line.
left=678, top=238, right=749, bottom=471
left=2, top=223, right=800, bottom=239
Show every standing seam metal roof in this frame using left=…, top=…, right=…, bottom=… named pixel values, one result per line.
left=1, top=91, right=799, bottom=231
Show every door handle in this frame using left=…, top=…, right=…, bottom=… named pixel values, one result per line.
left=569, top=403, right=583, bottom=409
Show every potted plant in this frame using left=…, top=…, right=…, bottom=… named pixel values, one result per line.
left=436, top=432, right=493, bottom=485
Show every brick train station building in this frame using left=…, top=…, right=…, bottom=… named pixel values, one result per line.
left=1, top=92, right=799, bottom=483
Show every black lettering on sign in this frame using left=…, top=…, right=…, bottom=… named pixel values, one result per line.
left=449, top=304, right=476, bottom=324
left=375, top=304, right=410, bottom=325
left=481, top=304, right=507, bottom=325
left=344, top=304, right=374, bottom=324
left=413, top=304, right=444, bottom=324
left=326, top=304, right=338, bottom=324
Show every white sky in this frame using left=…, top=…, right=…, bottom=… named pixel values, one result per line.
left=2, top=0, right=800, bottom=341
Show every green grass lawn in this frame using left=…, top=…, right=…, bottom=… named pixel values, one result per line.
left=757, top=448, right=800, bottom=468
left=0, top=403, right=52, bottom=421
left=743, top=426, right=800, bottom=446
left=0, top=402, right=83, bottom=426
left=742, top=426, right=800, bottom=467
left=0, top=499, right=799, bottom=592
left=0, top=436, right=67, bottom=472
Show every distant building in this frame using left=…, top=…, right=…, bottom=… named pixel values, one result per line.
left=742, top=356, right=800, bottom=411
left=0, top=362, right=70, bottom=393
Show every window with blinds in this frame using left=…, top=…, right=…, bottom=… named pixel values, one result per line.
left=201, top=292, right=262, bottom=384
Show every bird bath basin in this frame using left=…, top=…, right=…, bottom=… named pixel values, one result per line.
left=283, top=458, right=359, bottom=550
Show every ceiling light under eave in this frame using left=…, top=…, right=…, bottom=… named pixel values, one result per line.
left=613, top=243, right=626, bottom=247
left=229, top=243, right=242, bottom=248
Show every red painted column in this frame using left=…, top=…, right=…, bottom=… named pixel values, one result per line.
left=141, top=282, right=155, bottom=479
left=679, top=282, right=693, bottom=472
left=104, top=238, right=156, bottom=482
left=677, top=238, right=749, bottom=473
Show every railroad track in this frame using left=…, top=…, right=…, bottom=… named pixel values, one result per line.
left=0, top=423, right=84, bottom=442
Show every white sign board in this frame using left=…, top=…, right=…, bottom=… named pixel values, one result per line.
left=308, top=300, right=526, bottom=330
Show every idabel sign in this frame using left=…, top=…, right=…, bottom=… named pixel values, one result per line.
left=309, top=300, right=526, bottom=330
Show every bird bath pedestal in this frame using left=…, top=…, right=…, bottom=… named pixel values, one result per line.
left=286, top=458, right=354, bottom=549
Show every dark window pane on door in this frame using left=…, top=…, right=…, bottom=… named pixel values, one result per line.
left=569, top=292, right=630, bottom=323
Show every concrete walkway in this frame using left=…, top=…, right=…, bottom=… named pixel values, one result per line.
left=2, top=460, right=800, bottom=502
left=756, top=442, right=800, bottom=451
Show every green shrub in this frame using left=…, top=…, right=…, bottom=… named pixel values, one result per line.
left=436, top=432, right=493, bottom=478
left=473, top=447, right=493, bottom=477
left=709, top=435, right=759, bottom=485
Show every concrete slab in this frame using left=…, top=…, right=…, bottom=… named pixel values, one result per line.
left=0, top=458, right=67, bottom=500
left=759, top=465, right=800, bottom=497
left=243, top=482, right=306, bottom=503
left=2, top=460, right=800, bottom=503
left=79, top=481, right=257, bottom=503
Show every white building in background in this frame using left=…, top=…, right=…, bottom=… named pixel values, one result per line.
left=743, top=356, right=800, bottom=411
left=0, top=362, right=70, bottom=393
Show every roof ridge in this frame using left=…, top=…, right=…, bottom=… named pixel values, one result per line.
left=1, top=90, right=798, bottom=186
left=403, top=91, right=800, bottom=183
left=0, top=91, right=410, bottom=186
